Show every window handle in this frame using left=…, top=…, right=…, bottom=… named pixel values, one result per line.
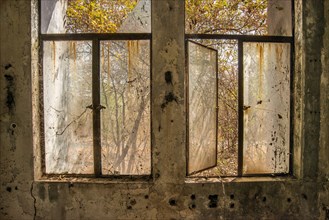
left=86, top=104, right=106, bottom=110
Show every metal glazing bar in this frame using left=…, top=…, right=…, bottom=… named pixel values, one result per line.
left=289, top=0, right=295, bottom=176
left=42, top=173, right=151, bottom=180
left=215, top=48, right=219, bottom=173
left=289, top=41, right=294, bottom=175
left=41, top=33, right=152, bottom=41
left=92, top=40, right=102, bottom=176
left=186, top=34, right=293, bottom=43
left=237, top=40, right=244, bottom=177
left=185, top=39, right=190, bottom=176
left=40, top=40, right=46, bottom=174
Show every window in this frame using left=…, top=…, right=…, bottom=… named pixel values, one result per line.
left=40, top=0, right=151, bottom=177
left=185, top=0, right=293, bottom=177
left=38, top=0, right=294, bottom=180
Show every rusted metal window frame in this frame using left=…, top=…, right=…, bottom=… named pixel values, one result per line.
left=185, top=34, right=294, bottom=178
left=38, top=2, right=152, bottom=179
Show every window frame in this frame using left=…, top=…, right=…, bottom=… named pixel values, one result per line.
left=185, top=2, right=295, bottom=178
left=38, top=0, right=153, bottom=179
left=35, top=0, right=295, bottom=181
left=185, top=40, right=219, bottom=175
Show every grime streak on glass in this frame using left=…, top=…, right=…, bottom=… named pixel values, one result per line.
left=243, top=42, right=290, bottom=174
left=43, top=41, right=93, bottom=174
left=187, top=41, right=217, bottom=175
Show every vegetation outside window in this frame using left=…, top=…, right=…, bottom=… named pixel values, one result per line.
left=40, top=0, right=151, bottom=177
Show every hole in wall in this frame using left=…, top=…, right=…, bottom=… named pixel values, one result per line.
left=169, top=198, right=177, bottom=206
left=165, top=71, right=173, bottom=85
left=5, top=64, right=12, bottom=70
left=189, top=203, right=196, bottom=209
left=208, top=195, right=218, bottom=208
left=130, top=199, right=137, bottom=206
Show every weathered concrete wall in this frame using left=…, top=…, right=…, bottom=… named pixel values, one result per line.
left=0, top=0, right=328, bottom=219
left=0, top=0, right=35, bottom=219
left=318, top=1, right=329, bottom=219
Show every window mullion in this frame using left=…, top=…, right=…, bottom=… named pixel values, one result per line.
left=92, top=39, right=102, bottom=176
left=238, top=39, right=244, bottom=177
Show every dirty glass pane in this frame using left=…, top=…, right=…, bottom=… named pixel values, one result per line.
left=43, top=41, right=93, bottom=174
left=267, top=0, right=292, bottom=36
left=188, top=41, right=217, bottom=175
left=243, top=42, right=290, bottom=174
left=100, top=40, right=150, bottom=175
left=187, top=39, right=238, bottom=177
left=185, top=0, right=292, bottom=36
left=41, top=0, right=151, bottom=34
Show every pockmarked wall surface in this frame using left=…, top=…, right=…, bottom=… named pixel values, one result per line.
left=0, top=0, right=328, bottom=219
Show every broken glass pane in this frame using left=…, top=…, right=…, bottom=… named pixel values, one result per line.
left=43, top=41, right=93, bottom=174
left=188, top=41, right=217, bottom=175
left=185, top=0, right=268, bottom=35
left=100, top=40, right=151, bottom=175
left=185, top=0, right=292, bottom=36
left=41, top=0, right=151, bottom=34
left=243, top=42, right=290, bottom=174
left=267, top=0, right=292, bottom=36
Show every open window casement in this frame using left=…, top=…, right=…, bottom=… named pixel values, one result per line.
left=187, top=41, right=218, bottom=175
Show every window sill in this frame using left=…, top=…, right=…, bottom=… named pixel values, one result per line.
left=185, top=175, right=297, bottom=184
left=35, top=175, right=152, bottom=184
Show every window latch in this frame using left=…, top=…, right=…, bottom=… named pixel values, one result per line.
left=86, top=104, right=106, bottom=110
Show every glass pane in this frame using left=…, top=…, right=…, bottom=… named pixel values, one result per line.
left=188, top=41, right=217, bottom=175
left=185, top=0, right=292, bottom=36
left=187, top=39, right=238, bottom=177
left=243, top=42, right=290, bottom=174
left=268, top=0, right=292, bottom=36
left=41, top=0, right=151, bottom=34
left=100, top=40, right=151, bottom=175
left=43, top=41, right=93, bottom=174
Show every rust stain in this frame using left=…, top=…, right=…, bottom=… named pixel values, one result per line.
left=127, top=41, right=139, bottom=84
left=258, top=43, right=264, bottom=100
left=107, top=43, right=111, bottom=80
left=52, top=41, right=56, bottom=81
left=69, top=42, right=77, bottom=80
left=128, top=41, right=132, bottom=82
left=275, top=44, right=284, bottom=68
left=101, top=43, right=105, bottom=74
left=73, top=42, right=77, bottom=77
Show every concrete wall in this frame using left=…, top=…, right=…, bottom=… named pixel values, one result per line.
left=0, top=0, right=328, bottom=219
